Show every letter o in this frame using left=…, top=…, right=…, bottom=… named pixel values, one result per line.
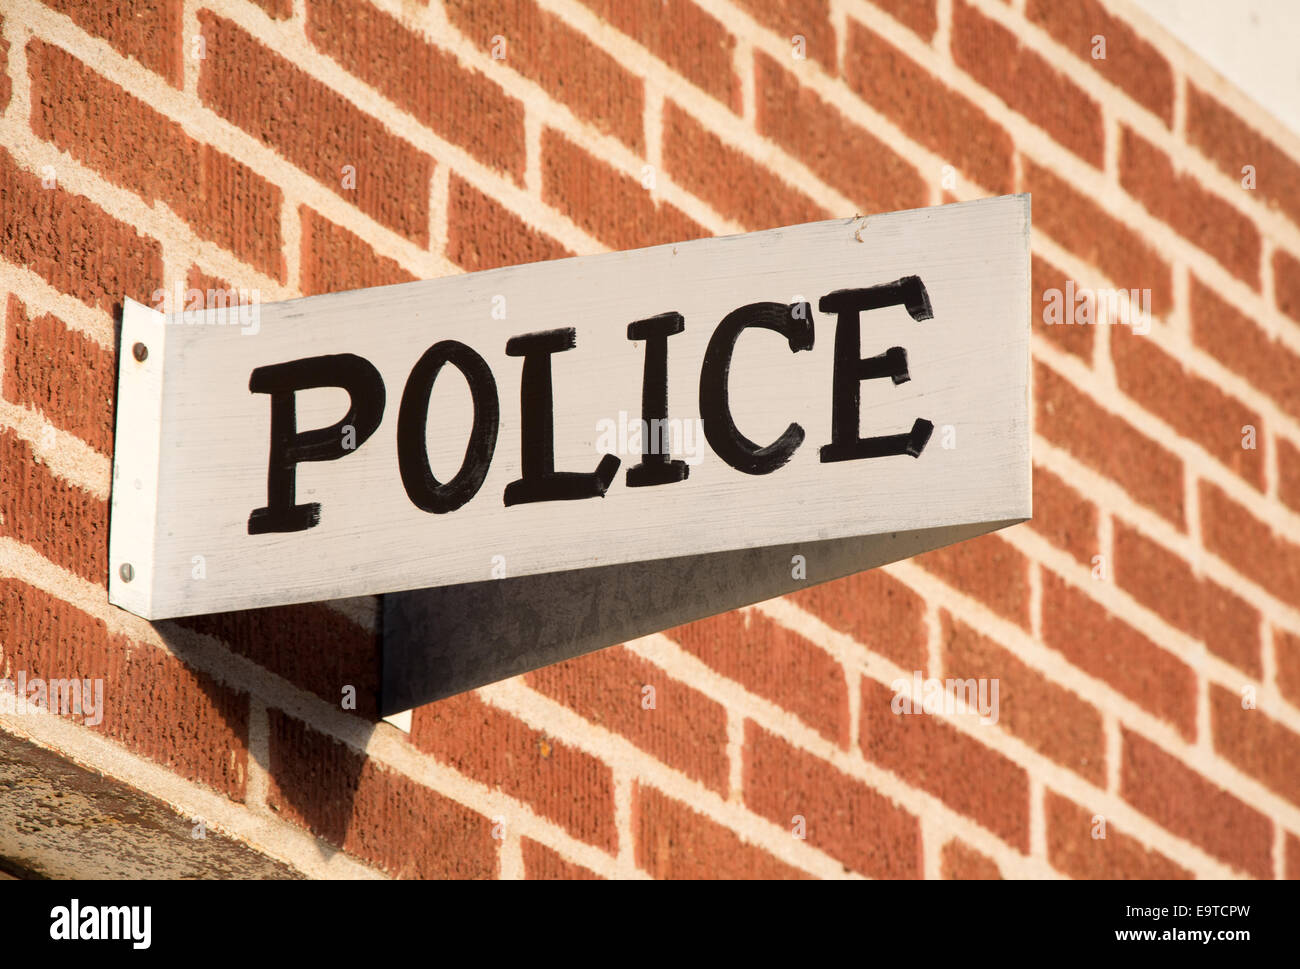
left=397, top=341, right=499, bottom=513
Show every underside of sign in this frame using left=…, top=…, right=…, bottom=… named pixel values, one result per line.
left=108, top=194, right=1030, bottom=711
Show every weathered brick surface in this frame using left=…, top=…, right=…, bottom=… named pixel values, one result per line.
left=942, top=612, right=1105, bottom=783
left=668, top=608, right=849, bottom=746
left=0, top=148, right=162, bottom=313
left=307, top=0, right=526, bottom=185
left=299, top=206, right=417, bottom=297
left=1045, top=790, right=1192, bottom=880
left=845, top=20, right=1014, bottom=195
left=635, top=783, right=807, bottom=879
left=745, top=720, right=921, bottom=877
left=916, top=533, right=1031, bottom=629
left=30, top=40, right=285, bottom=282
left=1026, top=0, right=1174, bottom=125
left=0, top=430, right=108, bottom=586
left=412, top=690, right=617, bottom=850
left=445, top=0, right=645, bottom=153
left=952, top=0, right=1103, bottom=167
left=528, top=646, right=730, bottom=796
left=542, top=129, right=707, bottom=250
left=1042, top=570, right=1197, bottom=739
left=4, top=294, right=115, bottom=455
left=940, top=838, right=1001, bottom=879
left=37, top=0, right=183, bottom=87
left=1029, top=464, right=1099, bottom=565
left=447, top=173, right=570, bottom=272
left=861, top=678, right=1030, bottom=851
left=521, top=837, right=602, bottom=879
left=787, top=569, right=928, bottom=674
left=1121, top=728, right=1273, bottom=879
left=198, top=11, right=432, bottom=246
left=1, top=579, right=249, bottom=801
left=268, top=710, right=497, bottom=878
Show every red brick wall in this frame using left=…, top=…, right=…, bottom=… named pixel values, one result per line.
left=2, top=0, right=1299, bottom=879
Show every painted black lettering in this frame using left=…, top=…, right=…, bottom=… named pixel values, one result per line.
left=626, top=312, right=689, bottom=488
left=248, top=353, right=385, bottom=534
left=819, top=276, right=934, bottom=463
left=699, top=301, right=814, bottom=475
left=503, top=327, right=621, bottom=506
left=397, top=340, right=499, bottom=514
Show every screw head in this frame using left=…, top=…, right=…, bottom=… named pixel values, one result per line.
left=132, top=342, right=148, bottom=362
left=119, top=563, right=134, bottom=583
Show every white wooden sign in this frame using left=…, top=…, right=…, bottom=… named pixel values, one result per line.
left=108, top=195, right=1031, bottom=621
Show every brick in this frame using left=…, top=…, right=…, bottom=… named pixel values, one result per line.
left=952, top=0, right=1103, bottom=167
left=1030, top=464, right=1099, bottom=565
left=1290, top=833, right=1300, bottom=880
left=1121, top=727, right=1272, bottom=878
left=1280, top=439, right=1300, bottom=515
left=1026, top=0, right=1174, bottom=125
left=1113, top=519, right=1261, bottom=677
left=667, top=608, right=849, bottom=746
left=663, top=100, right=828, bottom=231
left=1035, top=362, right=1185, bottom=526
left=171, top=602, right=380, bottom=720
left=521, top=838, right=602, bottom=879
left=445, top=0, right=644, bottom=152
left=447, top=173, right=570, bottom=272
left=1278, top=628, right=1300, bottom=710
left=0, top=147, right=162, bottom=314
left=249, top=0, right=292, bottom=17
left=29, top=41, right=285, bottom=282
left=1045, top=790, right=1191, bottom=879
left=635, top=784, right=808, bottom=879
left=916, top=533, right=1030, bottom=629
left=1111, top=326, right=1264, bottom=489
left=300, top=206, right=417, bottom=297
left=844, top=21, right=1014, bottom=195
left=1276, top=249, right=1300, bottom=325
left=1187, top=84, right=1300, bottom=229
left=1033, top=254, right=1093, bottom=361
left=4, top=295, right=114, bottom=455
left=754, top=51, right=927, bottom=214
left=412, top=690, right=617, bottom=850
left=1191, top=274, right=1300, bottom=423
left=38, top=0, right=183, bottom=87
left=1042, top=570, right=1197, bottom=739
left=541, top=129, right=708, bottom=250
left=527, top=645, right=730, bottom=795
left=0, top=430, right=107, bottom=586
left=786, top=568, right=928, bottom=673
left=870, top=0, right=938, bottom=41
left=307, top=0, right=525, bottom=184
left=1120, top=126, right=1260, bottom=289
left=577, top=0, right=741, bottom=110
left=744, top=720, right=921, bottom=877
left=940, top=839, right=1000, bottom=879
left=734, top=0, right=836, bottom=72
left=199, top=11, right=431, bottom=246
left=1, top=579, right=248, bottom=801
left=1200, top=480, right=1300, bottom=609
left=861, top=677, right=1030, bottom=850
left=1210, top=682, right=1300, bottom=808
left=1024, top=158, right=1171, bottom=315
left=268, top=710, right=496, bottom=878
left=941, top=611, right=1105, bottom=783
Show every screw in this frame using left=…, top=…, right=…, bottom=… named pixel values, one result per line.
left=119, top=563, right=134, bottom=582
left=133, top=342, right=148, bottom=362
